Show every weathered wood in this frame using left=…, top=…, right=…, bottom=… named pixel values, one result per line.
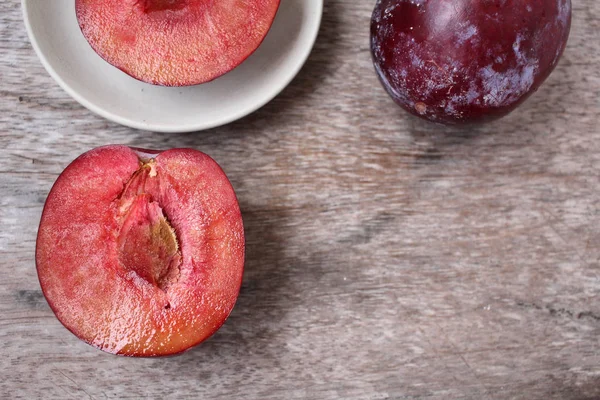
left=1, top=0, right=599, bottom=399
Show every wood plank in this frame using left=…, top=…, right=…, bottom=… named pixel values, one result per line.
left=1, top=0, right=599, bottom=398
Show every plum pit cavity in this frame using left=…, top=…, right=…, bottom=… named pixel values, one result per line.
left=116, top=159, right=181, bottom=291
left=137, top=0, right=189, bottom=13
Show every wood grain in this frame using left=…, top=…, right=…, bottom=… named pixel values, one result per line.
left=1, top=0, right=599, bottom=399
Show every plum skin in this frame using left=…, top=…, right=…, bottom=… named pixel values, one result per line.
left=370, top=0, right=572, bottom=124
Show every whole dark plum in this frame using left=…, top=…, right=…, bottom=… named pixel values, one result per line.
left=370, top=0, right=572, bottom=124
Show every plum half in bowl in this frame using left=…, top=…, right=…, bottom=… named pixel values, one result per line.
left=75, top=0, right=281, bottom=86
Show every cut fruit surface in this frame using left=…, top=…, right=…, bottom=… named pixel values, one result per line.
left=36, top=145, right=245, bottom=356
left=75, top=0, right=281, bottom=86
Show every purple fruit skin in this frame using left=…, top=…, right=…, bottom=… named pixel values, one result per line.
left=370, top=0, right=572, bottom=124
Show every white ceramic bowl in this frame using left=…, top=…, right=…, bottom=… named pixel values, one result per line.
left=22, top=0, right=323, bottom=133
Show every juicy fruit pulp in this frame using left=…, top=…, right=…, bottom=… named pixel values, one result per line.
left=36, top=146, right=244, bottom=356
left=371, top=0, right=572, bottom=124
left=75, top=0, right=281, bottom=86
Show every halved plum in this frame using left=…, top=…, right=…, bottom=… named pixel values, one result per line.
left=36, top=145, right=245, bottom=356
left=75, top=0, right=281, bottom=86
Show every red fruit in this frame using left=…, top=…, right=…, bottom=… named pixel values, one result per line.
left=371, top=0, right=572, bottom=124
left=36, top=146, right=244, bottom=356
left=75, top=0, right=281, bottom=86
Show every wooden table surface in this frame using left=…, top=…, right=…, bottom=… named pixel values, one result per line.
left=2, top=1, right=599, bottom=399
